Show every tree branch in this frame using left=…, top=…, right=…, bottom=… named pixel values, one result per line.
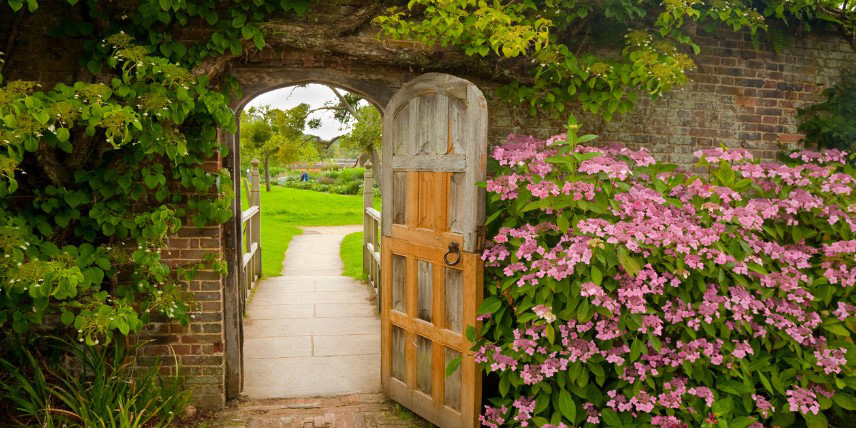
left=326, top=85, right=360, bottom=118
left=192, top=3, right=533, bottom=86
left=307, top=105, right=347, bottom=114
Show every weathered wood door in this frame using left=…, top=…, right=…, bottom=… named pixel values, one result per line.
left=380, top=73, right=487, bottom=428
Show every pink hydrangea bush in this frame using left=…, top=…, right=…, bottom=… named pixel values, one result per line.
left=477, top=119, right=856, bottom=427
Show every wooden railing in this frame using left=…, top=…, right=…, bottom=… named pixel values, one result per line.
left=363, top=163, right=381, bottom=303
left=241, top=159, right=262, bottom=304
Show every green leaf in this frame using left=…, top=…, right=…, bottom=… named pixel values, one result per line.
left=557, top=214, right=569, bottom=233
left=144, top=174, right=159, bottom=189
left=630, top=338, right=644, bottom=361
left=823, top=322, right=850, bottom=336
left=591, top=265, right=603, bottom=285
left=746, top=263, right=768, bottom=275
left=60, top=311, right=74, bottom=325
left=833, top=392, right=856, bottom=410
left=649, top=334, right=662, bottom=353
left=55, top=127, right=70, bottom=142
left=465, top=325, right=476, bottom=342
left=804, top=411, right=828, bottom=428
left=445, top=356, right=462, bottom=377
left=617, top=246, right=641, bottom=276
left=558, top=390, right=576, bottom=422
left=601, top=408, right=622, bottom=427
left=253, top=33, right=265, bottom=51
left=729, top=416, right=757, bottom=428
left=499, top=375, right=510, bottom=396
left=477, top=297, right=502, bottom=314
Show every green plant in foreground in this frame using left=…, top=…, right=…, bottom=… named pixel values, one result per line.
left=0, top=338, right=189, bottom=427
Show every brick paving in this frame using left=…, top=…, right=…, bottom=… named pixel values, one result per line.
left=209, top=394, right=431, bottom=428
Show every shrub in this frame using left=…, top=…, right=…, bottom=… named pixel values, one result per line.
left=476, top=118, right=856, bottom=428
left=0, top=338, right=189, bottom=427
left=797, top=72, right=856, bottom=157
left=277, top=167, right=366, bottom=195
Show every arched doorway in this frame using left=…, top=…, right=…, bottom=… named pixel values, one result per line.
left=223, top=77, right=389, bottom=400
left=222, top=71, right=488, bottom=427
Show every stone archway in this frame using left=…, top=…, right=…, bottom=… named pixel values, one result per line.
left=222, top=66, right=413, bottom=399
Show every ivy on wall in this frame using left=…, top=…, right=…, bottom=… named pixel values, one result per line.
left=797, top=72, right=856, bottom=158
left=0, top=0, right=310, bottom=345
left=375, top=0, right=856, bottom=120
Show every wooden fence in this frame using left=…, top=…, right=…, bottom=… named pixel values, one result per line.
left=363, top=164, right=381, bottom=303
left=241, top=159, right=262, bottom=308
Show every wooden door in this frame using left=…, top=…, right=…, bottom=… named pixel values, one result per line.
left=380, top=73, right=487, bottom=428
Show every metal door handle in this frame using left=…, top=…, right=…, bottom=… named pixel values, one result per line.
left=444, top=242, right=461, bottom=266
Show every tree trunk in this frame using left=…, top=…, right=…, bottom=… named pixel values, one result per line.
left=264, top=155, right=271, bottom=192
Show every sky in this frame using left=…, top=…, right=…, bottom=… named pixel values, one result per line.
left=243, top=84, right=365, bottom=140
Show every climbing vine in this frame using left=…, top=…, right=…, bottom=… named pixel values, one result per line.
left=0, top=0, right=310, bottom=345
left=375, top=0, right=856, bottom=120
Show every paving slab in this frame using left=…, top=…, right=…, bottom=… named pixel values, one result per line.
left=246, top=304, right=316, bottom=320
left=249, top=290, right=371, bottom=306
left=244, top=316, right=380, bottom=338
left=315, top=303, right=376, bottom=318
left=252, top=281, right=317, bottom=293
left=243, top=354, right=380, bottom=398
left=314, top=334, right=380, bottom=357
left=244, top=336, right=313, bottom=359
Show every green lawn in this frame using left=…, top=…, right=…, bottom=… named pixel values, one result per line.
left=241, top=185, right=379, bottom=277
left=340, top=231, right=365, bottom=279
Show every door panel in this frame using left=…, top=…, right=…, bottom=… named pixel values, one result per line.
left=380, top=73, right=487, bottom=428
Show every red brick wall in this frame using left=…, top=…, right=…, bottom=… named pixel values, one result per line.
left=599, top=30, right=853, bottom=165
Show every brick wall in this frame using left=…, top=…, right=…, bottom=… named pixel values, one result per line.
left=2, top=0, right=854, bottom=410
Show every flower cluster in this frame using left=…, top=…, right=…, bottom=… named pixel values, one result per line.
left=478, top=130, right=856, bottom=427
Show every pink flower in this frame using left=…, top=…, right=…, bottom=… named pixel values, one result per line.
left=752, top=394, right=775, bottom=418
left=583, top=402, right=600, bottom=424
left=480, top=405, right=507, bottom=428
left=787, top=387, right=820, bottom=414
left=512, top=396, right=536, bottom=426
left=694, top=147, right=753, bottom=163
left=814, top=347, right=847, bottom=374
left=688, top=386, right=714, bottom=407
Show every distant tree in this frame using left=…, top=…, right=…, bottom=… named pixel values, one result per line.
left=312, top=85, right=383, bottom=179
left=244, top=85, right=383, bottom=191
left=240, top=104, right=321, bottom=191
left=338, top=104, right=382, bottom=161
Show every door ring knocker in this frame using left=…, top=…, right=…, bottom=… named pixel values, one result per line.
left=444, top=242, right=461, bottom=266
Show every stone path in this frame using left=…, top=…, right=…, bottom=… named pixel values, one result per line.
left=207, top=225, right=429, bottom=428
left=243, top=225, right=381, bottom=399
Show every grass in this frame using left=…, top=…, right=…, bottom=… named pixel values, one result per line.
left=241, top=185, right=380, bottom=277
left=340, top=231, right=365, bottom=279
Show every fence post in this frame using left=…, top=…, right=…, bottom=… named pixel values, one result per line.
left=363, top=162, right=373, bottom=278
left=251, top=159, right=261, bottom=275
